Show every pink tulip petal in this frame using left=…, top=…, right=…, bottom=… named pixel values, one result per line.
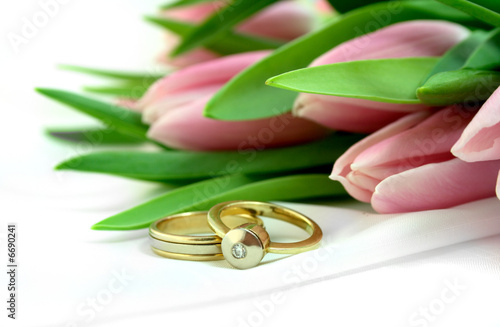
left=313, top=95, right=429, bottom=113
left=158, top=1, right=315, bottom=67
left=353, top=156, right=450, bottom=182
left=142, top=85, right=221, bottom=124
left=157, top=31, right=219, bottom=68
left=452, top=86, right=500, bottom=162
left=148, top=95, right=329, bottom=151
left=497, top=170, right=500, bottom=200
left=372, top=158, right=500, bottom=213
left=294, top=94, right=426, bottom=132
left=316, top=0, right=333, bottom=13
left=139, top=51, right=269, bottom=107
left=161, top=2, right=221, bottom=22
left=156, top=46, right=219, bottom=68
left=162, top=1, right=315, bottom=40
left=312, top=20, right=469, bottom=66
left=336, top=180, right=374, bottom=203
left=330, top=111, right=432, bottom=202
left=346, top=171, right=380, bottom=201
left=238, top=1, right=316, bottom=41
left=137, top=51, right=269, bottom=118
left=352, top=105, right=475, bottom=173
left=115, top=98, right=138, bottom=110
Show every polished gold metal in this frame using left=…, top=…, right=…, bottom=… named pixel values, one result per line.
left=151, top=247, right=224, bottom=261
left=221, top=223, right=271, bottom=269
left=150, top=236, right=221, bottom=255
left=208, top=201, right=323, bottom=269
left=149, top=211, right=263, bottom=261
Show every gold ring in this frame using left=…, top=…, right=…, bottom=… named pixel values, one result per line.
left=149, top=211, right=263, bottom=261
left=150, top=247, right=224, bottom=261
left=207, top=201, right=323, bottom=269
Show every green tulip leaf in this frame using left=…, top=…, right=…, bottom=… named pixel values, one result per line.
left=434, top=0, right=500, bottom=27
left=204, top=0, right=482, bottom=121
left=424, top=30, right=490, bottom=81
left=326, top=0, right=387, bottom=14
left=418, top=28, right=500, bottom=105
left=92, top=174, right=345, bottom=230
left=144, top=16, right=283, bottom=56
left=59, top=65, right=162, bottom=99
left=417, top=69, right=500, bottom=105
left=82, top=83, right=150, bottom=99
left=463, top=28, right=500, bottom=69
left=46, top=127, right=144, bottom=145
left=172, top=0, right=279, bottom=56
left=266, top=58, right=438, bottom=104
left=59, top=64, right=165, bottom=83
left=36, top=89, right=150, bottom=141
left=55, top=133, right=362, bottom=181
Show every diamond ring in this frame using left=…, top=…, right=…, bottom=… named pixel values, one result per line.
left=208, top=201, right=323, bottom=269
left=149, top=211, right=264, bottom=261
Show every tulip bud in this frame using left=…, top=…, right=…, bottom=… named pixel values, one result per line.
left=147, top=95, right=329, bottom=151
left=330, top=105, right=500, bottom=213
left=372, top=158, right=500, bottom=213
left=137, top=51, right=271, bottom=124
left=294, top=20, right=470, bottom=132
left=159, top=1, right=318, bottom=67
left=137, top=51, right=330, bottom=150
left=237, top=1, right=317, bottom=41
left=448, top=85, right=500, bottom=204
left=452, top=85, right=500, bottom=161
left=497, top=173, right=500, bottom=200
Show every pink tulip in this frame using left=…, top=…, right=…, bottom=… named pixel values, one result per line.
left=330, top=105, right=500, bottom=213
left=372, top=158, right=500, bottom=213
left=156, top=36, right=219, bottom=68
left=158, top=1, right=317, bottom=67
left=136, top=51, right=329, bottom=150
left=451, top=86, right=500, bottom=162
left=162, top=2, right=218, bottom=22
left=452, top=86, right=500, bottom=201
left=294, top=20, right=470, bottom=133
left=138, top=51, right=270, bottom=123
left=316, top=0, right=333, bottom=13
left=157, top=1, right=221, bottom=67
left=237, top=1, right=316, bottom=41
left=497, top=174, right=500, bottom=200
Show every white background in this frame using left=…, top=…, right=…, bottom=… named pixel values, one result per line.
left=1, top=1, right=500, bottom=326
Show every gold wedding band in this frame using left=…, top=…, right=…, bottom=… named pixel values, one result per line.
left=208, top=201, right=323, bottom=269
left=149, top=211, right=264, bottom=261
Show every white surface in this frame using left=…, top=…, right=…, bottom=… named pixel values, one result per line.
left=1, top=1, right=500, bottom=326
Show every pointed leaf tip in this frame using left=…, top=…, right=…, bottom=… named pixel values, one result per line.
left=35, top=88, right=150, bottom=141
left=265, top=58, right=438, bottom=104
left=35, top=87, right=51, bottom=95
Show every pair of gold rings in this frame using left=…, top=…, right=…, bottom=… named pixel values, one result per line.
left=149, top=201, right=323, bottom=269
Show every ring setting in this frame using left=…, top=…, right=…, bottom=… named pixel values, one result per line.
left=221, top=222, right=270, bottom=269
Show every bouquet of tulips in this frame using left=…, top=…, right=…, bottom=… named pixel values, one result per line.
left=38, top=0, right=500, bottom=231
